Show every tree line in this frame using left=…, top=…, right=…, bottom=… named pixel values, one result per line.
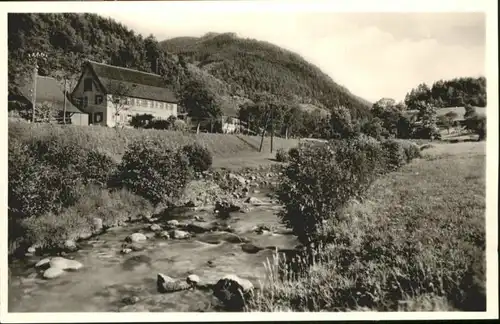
left=405, top=77, right=486, bottom=109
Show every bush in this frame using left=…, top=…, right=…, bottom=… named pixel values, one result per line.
left=147, top=119, right=171, bottom=130
left=397, top=140, right=422, bottom=163
left=288, top=147, right=299, bottom=161
left=381, top=139, right=406, bottom=171
left=182, top=143, right=213, bottom=173
left=8, top=135, right=118, bottom=219
left=82, top=151, right=117, bottom=186
left=276, top=137, right=385, bottom=246
left=9, top=139, right=81, bottom=219
left=464, top=115, right=486, bottom=141
left=110, top=139, right=191, bottom=205
left=172, top=119, right=189, bottom=132
left=275, top=148, right=289, bottom=162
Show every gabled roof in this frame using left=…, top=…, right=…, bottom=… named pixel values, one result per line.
left=84, top=60, right=178, bottom=103
left=19, top=75, right=84, bottom=114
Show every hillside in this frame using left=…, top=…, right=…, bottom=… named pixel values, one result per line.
left=161, top=32, right=371, bottom=118
left=8, top=14, right=370, bottom=125
left=8, top=13, right=187, bottom=97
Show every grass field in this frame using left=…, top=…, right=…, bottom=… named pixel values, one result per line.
left=8, top=120, right=299, bottom=164
left=249, top=141, right=486, bottom=311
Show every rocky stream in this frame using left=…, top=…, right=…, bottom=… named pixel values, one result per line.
left=8, top=170, right=300, bottom=312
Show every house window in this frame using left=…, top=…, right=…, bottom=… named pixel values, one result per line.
left=84, top=78, right=93, bottom=92
left=93, top=112, right=103, bottom=123
left=83, top=96, right=89, bottom=108
left=137, top=99, right=142, bottom=106
left=95, top=95, right=103, bottom=105
left=126, top=98, right=131, bottom=105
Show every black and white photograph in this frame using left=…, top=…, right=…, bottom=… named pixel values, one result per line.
left=1, top=0, right=498, bottom=321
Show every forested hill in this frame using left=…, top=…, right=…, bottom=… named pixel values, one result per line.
left=8, top=13, right=186, bottom=96
left=8, top=13, right=370, bottom=119
left=160, top=32, right=372, bottom=118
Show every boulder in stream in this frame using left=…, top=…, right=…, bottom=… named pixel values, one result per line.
left=166, top=220, right=180, bottom=227
left=157, top=231, right=171, bottom=239
left=49, top=257, right=83, bottom=271
left=92, top=217, right=103, bottom=233
left=43, top=267, right=65, bottom=279
left=157, top=273, right=191, bottom=293
left=149, top=224, right=162, bottom=231
left=245, top=197, right=264, bottom=205
left=126, top=233, right=147, bottom=243
left=64, top=239, right=78, bottom=252
left=213, top=274, right=254, bottom=311
left=186, top=274, right=200, bottom=286
left=241, top=243, right=264, bottom=254
left=170, top=230, right=191, bottom=239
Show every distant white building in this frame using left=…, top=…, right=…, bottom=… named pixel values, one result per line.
left=71, top=60, right=178, bottom=127
left=221, top=116, right=241, bottom=134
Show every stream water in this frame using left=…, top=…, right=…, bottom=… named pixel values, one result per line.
left=8, top=192, right=298, bottom=312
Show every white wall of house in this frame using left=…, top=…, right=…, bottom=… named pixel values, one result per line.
left=222, top=116, right=241, bottom=134
left=106, top=95, right=178, bottom=127
left=72, top=66, right=178, bottom=127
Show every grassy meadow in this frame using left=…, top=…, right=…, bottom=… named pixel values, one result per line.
left=8, top=120, right=299, bottom=163
left=248, top=141, right=486, bottom=312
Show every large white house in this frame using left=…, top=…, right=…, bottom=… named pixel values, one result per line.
left=71, top=60, right=178, bottom=127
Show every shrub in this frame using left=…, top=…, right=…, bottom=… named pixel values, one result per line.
left=397, top=140, right=422, bottom=163
left=81, top=151, right=117, bottom=186
left=276, top=137, right=385, bottom=246
left=110, top=139, right=191, bottom=205
left=182, top=143, right=213, bottom=172
left=275, top=148, right=289, bottom=162
left=288, top=147, right=299, bottom=161
left=464, top=115, right=486, bottom=141
left=172, top=119, right=189, bottom=132
left=381, top=139, right=406, bottom=171
left=8, top=138, right=85, bottom=219
left=147, top=119, right=171, bottom=130
left=8, top=134, right=118, bottom=219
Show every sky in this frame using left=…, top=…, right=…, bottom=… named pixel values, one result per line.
left=99, top=8, right=486, bottom=103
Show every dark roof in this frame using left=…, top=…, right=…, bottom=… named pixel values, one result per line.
left=19, top=76, right=84, bottom=114
left=86, top=61, right=178, bottom=103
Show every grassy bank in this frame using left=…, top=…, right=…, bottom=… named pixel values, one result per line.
left=8, top=120, right=299, bottom=162
left=249, top=141, right=486, bottom=312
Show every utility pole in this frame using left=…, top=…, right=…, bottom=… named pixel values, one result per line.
left=63, top=78, right=67, bottom=124
left=32, top=63, right=38, bottom=123
left=28, top=52, right=47, bottom=123
left=247, top=115, right=250, bottom=135
left=270, top=104, right=274, bottom=153
left=259, top=110, right=270, bottom=152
